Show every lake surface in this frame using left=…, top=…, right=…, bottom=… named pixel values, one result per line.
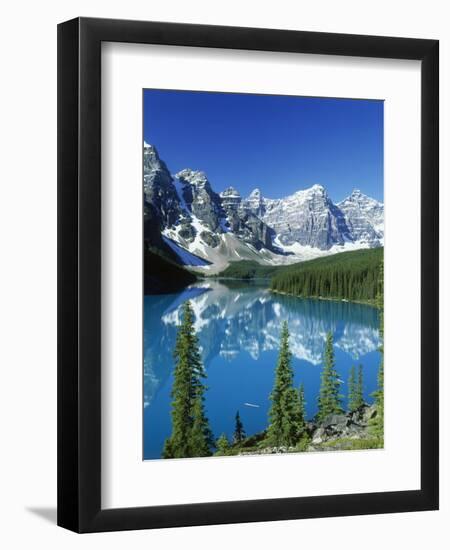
left=143, top=280, right=381, bottom=460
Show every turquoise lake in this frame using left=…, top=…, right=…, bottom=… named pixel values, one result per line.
left=143, top=280, right=381, bottom=460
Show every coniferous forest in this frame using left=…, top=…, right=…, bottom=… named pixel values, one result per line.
left=162, top=257, right=384, bottom=458
left=270, top=247, right=383, bottom=304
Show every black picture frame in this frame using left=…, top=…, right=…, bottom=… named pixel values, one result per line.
left=57, top=17, right=439, bottom=533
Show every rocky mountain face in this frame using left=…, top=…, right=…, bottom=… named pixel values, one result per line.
left=256, top=184, right=353, bottom=250
left=176, top=169, right=223, bottom=233
left=337, top=189, right=384, bottom=247
left=220, top=187, right=274, bottom=250
left=143, top=143, right=181, bottom=228
left=143, top=143, right=384, bottom=271
left=242, top=188, right=265, bottom=217
left=143, top=143, right=183, bottom=258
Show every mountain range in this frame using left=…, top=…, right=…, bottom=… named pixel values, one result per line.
left=143, top=142, right=384, bottom=273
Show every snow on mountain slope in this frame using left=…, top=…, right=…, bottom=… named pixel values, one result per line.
left=161, top=236, right=211, bottom=267
left=337, top=189, right=384, bottom=245
left=143, top=143, right=384, bottom=272
left=257, top=184, right=353, bottom=250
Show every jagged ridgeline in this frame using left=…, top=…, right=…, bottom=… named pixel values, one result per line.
left=143, top=142, right=384, bottom=276
left=270, top=247, right=383, bottom=303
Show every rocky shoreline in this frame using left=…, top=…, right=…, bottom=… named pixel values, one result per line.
left=307, top=404, right=379, bottom=451
left=237, top=404, right=381, bottom=456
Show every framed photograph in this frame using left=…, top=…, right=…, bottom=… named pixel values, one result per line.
left=57, top=17, right=439, bottom=532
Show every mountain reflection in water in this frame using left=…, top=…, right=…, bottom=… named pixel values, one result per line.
left=143, top=280, right=381, bottom=459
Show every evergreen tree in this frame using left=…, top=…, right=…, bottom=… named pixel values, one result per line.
left=215, top=433, right=230, bottom=456
left=233, top=410, right=246, bottom=444
left=162, top=437, right=175, bottom=459
left=164, top=301, right=212, bottom=458
left=280, top=387, right=303, bottom=447
left=317, top=332, right=343, bottom=421
left=370, top=259, right=384, bottom=441
left=266, top=322, right=304, bottom=447
left=298, top=383, right=307, bottom=431
left=347, top=365, right=356, bottom=411
left=370, top=360, right=384, bottom=439
left=189, top=396, right=213, bottom=457
left=348, top=365, right=364, bottom=411
left=356, top=364, right=364, bottom=408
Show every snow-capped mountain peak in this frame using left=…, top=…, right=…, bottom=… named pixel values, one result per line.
left=248, top=188, right=262, bottom=199
left=308, top=183, right=326, bottom=193
left=342, top=188, right=382, bottom=206
left=258, top=183, right=352, bottom=251
left=220, top=186, right=241, bottom=198
left=289, top=183, right=327, bottom=201
left=337, top=189, right=384, bottom=246
left=176, top=168, right=210, bottom=189
left=243, top=187, right=265, bottom=217
left=143, top=142, right=384, bottom=272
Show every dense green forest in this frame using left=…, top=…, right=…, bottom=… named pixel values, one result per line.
left=214, top=247, right=383, bottom=304
left=144, top=247, right=197, bottom=295
left=270, top=247, right=383, bottom=303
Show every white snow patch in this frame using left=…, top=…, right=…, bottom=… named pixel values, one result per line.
left=161, top=236, right=209, bottom=266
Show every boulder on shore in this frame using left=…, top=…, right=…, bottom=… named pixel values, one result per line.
left=309, top=404, right=375, bottom=449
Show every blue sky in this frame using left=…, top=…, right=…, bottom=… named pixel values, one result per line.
left=143, top=89, right=383, bottom=202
